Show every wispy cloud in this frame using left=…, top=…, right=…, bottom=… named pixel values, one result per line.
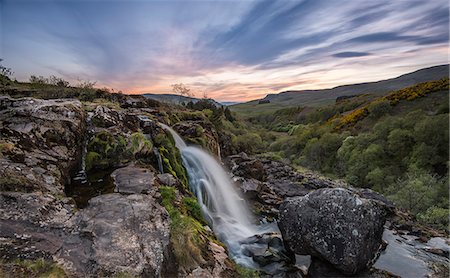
left=2, top=0, right=448, bottom=101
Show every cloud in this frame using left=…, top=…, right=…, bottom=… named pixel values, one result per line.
left=332, top=52, right=372, bottom=58
left=2, top=0, right=449, bottom=101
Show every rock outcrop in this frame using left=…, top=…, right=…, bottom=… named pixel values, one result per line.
left=226, top=153, right=341, bottom=218
left=0, top=96, right=85, bottom=194
left=278, top=188, right=388, bottom=274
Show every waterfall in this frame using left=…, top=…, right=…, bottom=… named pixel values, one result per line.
left=160, top=124, right=275, bottom=267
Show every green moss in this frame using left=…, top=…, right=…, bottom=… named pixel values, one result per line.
left=2, top=258, right=68, bottom=278
left=182, top=197, right=204, bottom=224
left=159, top=186, right=209, bottom=270
left=169, top=113, right=181, bottom=125
left=128, top=132, right=152, bottom=157
left=154, top=133, right=188, bottom=188
left=112, top=272, right=137, bottom=278
left=85, top=151, right=101, bottom=171
left=235, top=264, right=260, bottom=278
left=86, top=131, right=129, bottom=170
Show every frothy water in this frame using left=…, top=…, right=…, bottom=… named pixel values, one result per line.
left=160, top=124, right=276, bottom=267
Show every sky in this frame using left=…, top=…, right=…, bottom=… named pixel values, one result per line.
left=1, top=0, right=449, bottom=102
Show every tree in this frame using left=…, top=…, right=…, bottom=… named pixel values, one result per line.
left=171, top=83, right=193, bottom=97
left=0, top=59, right=13, bottom=77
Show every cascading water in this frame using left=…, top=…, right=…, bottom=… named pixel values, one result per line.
left=160, top=124, right=277, bottom=267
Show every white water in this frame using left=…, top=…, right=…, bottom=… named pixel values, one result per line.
left=160, top=124, right=274, bottom=266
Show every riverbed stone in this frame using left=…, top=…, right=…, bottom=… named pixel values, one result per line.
left=279, top=188, right=387, bottom=274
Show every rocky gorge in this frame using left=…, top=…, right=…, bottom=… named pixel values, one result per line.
left=0, top=93, right=448, bottom=278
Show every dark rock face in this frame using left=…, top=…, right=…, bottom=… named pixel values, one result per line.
left=0, top=96, right=85, bottom=194
left=111, top=165, right=155, bottom=194
left=279, top=188, right=387, bottom=274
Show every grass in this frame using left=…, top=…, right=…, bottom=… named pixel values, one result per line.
left=0, top=258, right=67, bottom=278
left=159, top=186, right=207, bottom=270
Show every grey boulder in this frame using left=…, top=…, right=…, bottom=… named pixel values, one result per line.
left=278, top=188, right=387, bottom=274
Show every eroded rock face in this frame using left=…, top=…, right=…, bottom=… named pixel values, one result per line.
left=279, top=188, right=387, bottom=274
left=0, top=96, right=85, bottom=194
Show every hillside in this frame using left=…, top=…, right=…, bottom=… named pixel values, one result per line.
left=143, top=93, right=223, bottom=107
left=231, top=64, right=449, bottom=117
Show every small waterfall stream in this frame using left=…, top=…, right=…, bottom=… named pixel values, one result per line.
left=160, top=124, right=277, bottom=267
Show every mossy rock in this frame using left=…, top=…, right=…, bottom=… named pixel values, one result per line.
left=86, top=131, right=128, bottom=170
left=154, top=132, right=188, bottom=188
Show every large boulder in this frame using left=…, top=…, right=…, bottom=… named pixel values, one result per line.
left=278, top=188, right=387, bottom=274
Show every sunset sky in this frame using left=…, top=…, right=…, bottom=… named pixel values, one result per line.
left=2, top=0, right=448, bottom=102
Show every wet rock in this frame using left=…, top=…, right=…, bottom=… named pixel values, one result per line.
left=111, top=165, right=156, bottom=195
left=352, top=188, right=396, bottom=211
left=241, top=232, right=296, bottom=274
left=279, top=188, right=387, bottom=275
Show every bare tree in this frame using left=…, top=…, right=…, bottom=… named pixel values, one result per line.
left=171, top=83, right=193, bottom=97
left=202, top=90, right=209, bottom=99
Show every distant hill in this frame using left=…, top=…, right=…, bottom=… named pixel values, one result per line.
left=231, top=64, right=449, bottom=117
left=143, top=93, right=223, bottom=107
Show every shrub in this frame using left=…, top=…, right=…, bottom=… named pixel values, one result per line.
left=368, top=100, right=391, bottom=119
left=417, top=206, right=449, bottom=231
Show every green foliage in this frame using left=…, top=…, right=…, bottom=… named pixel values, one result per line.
left=417, top=206, right=449, bottom=230
left=387, top=172, right=448, bottom=215
left=367, top=100, right=391, bottom=119
left=235, top=133, right=264, bottom=154
left=261, top=82, right=448, bottom=226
